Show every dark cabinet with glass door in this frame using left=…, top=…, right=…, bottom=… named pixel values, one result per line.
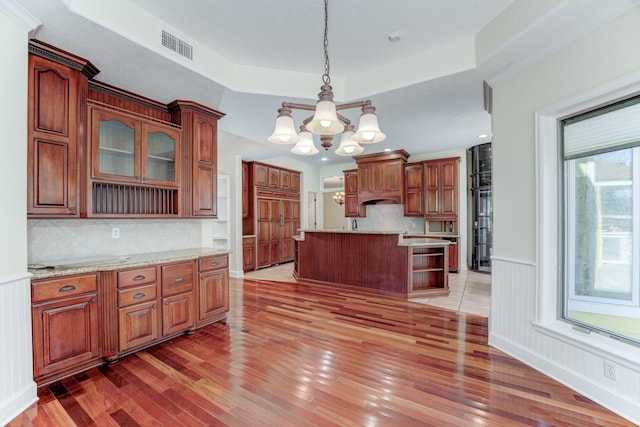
left=90, top=107, right=180, bottom=187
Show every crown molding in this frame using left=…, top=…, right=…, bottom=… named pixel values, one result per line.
left=0, top=0, right=41, bottom=32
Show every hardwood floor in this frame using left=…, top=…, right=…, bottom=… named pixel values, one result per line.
left=9, top=276, right=634, bottom=426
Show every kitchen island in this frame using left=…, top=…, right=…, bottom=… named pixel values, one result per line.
left=293, top=230, right=449, bottom=299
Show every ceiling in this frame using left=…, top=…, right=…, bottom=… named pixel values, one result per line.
left=14, top=0, right=639, bottom=166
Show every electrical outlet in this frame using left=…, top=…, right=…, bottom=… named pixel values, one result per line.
left=112, top=228, right=120, bottom=239
left=604, top=360, right=617, bottom=381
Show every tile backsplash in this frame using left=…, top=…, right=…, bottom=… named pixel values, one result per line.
left=353, top=204, right=423, bottom=233
left=28, top=219, right=205, bottom=264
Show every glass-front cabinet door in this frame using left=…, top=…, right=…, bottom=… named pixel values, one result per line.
left=91, top=107, right=179, bottom=187
left=92, top=108, right=140, bottom=182
left=142, top=123, right=180, bottom=186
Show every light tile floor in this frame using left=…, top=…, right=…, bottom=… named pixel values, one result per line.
left=244, top=263, right=491, bottom=318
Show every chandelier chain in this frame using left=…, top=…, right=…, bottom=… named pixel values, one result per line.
left=322, top=0, right=330, bottom=85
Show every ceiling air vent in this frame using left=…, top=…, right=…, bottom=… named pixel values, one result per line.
left=161, top=29, right=193, bottom=61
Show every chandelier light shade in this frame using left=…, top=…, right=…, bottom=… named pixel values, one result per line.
left=352, top=104, right=385, bottom=143
left=291, top=127, right=319, bottom=155
left=268, top=106, right=298, bottom=144
left=333, top=191, right=346, bottom=205
left=268, top=0, right=385, bottom=156
left=335, top=124, right=364, bottom=156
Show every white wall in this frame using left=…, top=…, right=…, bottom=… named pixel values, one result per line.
left=0, top=2, right=38, bottom=424
left=490, top=5, right=640, bottom=424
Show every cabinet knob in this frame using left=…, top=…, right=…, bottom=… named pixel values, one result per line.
left=133, top=292, right=145, bottom=299
left=133, top=275, right=146, bottom=281
left=59, top=285, right=76, bottom=292
left=90, top=297, right=97, bottom=303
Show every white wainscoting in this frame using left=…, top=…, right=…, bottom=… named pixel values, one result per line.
left=489, top=257, right=640, bottom=425
left=0, top=273, right=37, bottom=425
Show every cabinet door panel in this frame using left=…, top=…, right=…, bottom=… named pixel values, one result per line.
left=143, top=124, right=180, bottom=186
left=268, top=168, right=280, bottom=188
left=198, top=270, right=229, bottom=322
left=194, top=166, right=215, bottom=215
left=118, top=301, right=159, bottom=352
left=194, top=116, right=216, bottom=165
left=163, top=293, right=195, bottom=336
left=253, top=164, right=268, bottom=186
left=32, top=294, right=99, bottom=378
left=33, top=140, right=70, bottom=208
left=32, top=60, right=70, bottom=136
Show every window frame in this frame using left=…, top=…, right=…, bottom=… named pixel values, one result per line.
left=532, top=71, right=640, bottom=361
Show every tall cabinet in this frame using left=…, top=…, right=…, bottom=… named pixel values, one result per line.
left=245, top=162, right=301, bottom=270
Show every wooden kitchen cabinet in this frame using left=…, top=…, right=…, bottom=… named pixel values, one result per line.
left=344, top=169, right=366, bottom=217
left=197, top=254, right=229, bottom=326
left=424, top=157, right=459, bottom=218
left=354, top=150, right=409, bottom=205
left=404, top=162, right=424, bottom=216
left=27, top=41, right=98, bottom=217
left=247, top=162, right=301, bottom=268
left=243, top=236, right=256, bottom=272
left=161, top=261, right=195, bottom=336
left=169, top=101, right=225, bottom=217
left=90, top=106, right=181, bottom=187
left=117, top=266, right=160, bottom=352
left=242, top=161, right=250, bottom=218
left=31, top=273, right=101, bottom=382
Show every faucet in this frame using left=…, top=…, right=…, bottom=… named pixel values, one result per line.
left=352, top=219, right=358, bottom=230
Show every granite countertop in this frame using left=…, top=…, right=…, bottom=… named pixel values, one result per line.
left=397, top=237, right=451, bottom=247
left=29, top=247, right=231, bottom=279
left=297, top=229, right=405, bottom=234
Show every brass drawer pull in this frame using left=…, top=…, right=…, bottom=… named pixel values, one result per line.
left=133, top=292, right=146, bottom=299
left=174, top=277, right=184, bottom=283
left=133, top=275, right=146, bottom=281
left=59, top=285, right=76, bottom=292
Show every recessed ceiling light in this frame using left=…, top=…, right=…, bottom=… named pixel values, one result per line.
left=383, top=148, right=391, bottom=152
left=478, top=134, right=488, bottom=138
left=321, top=157, right=328, bottom=161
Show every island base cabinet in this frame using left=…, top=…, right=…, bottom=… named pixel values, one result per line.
left=118, top=301, right=159, bottom=352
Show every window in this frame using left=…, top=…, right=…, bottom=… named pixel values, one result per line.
left=562, top=96, right=640, bottom=345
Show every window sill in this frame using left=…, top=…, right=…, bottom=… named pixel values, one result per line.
left=532, top=319, right=640, bottom=371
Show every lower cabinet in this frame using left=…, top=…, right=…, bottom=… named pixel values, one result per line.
left=31, top=274, right=101, bottom=383
left=161, top=261, right=196, bottom=336
left=31, top=253, right=229, bottom=385
left=242, top=236, right=256, bottom=272
left=197, top=254, right=229, bottom=327
left=117, top=267, right=160, bottom=352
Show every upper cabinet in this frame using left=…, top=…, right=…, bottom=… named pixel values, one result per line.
left=343, top=169, right=366, bottom=217
left=26, top=40, right=225, bottom=219
left=424, top=157, right=460, bottom=218
left=90, top=106, right=180, bottom=188
left=168, top=101, right=225, bottom=218
left=354, top=149, right=409, bottom=205
left=404, top=162, right=424, bottom=216
left=27, top=40, right=98, bottom=217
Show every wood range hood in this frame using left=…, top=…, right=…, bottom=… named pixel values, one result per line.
left=354, top=149, right=409, bottom=205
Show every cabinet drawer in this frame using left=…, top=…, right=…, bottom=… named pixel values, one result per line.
left=118, top=283, right=157, bottom=308
left=32, top=274, right=97, bottom=303
left=118, top=266, right=157, bottom=288
left=198, top=255, right=228, bottom=273
left=162, top=261, right=194, bottom=297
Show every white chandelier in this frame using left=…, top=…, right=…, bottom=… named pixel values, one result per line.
left=268, top=0, right=385, bottom=156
